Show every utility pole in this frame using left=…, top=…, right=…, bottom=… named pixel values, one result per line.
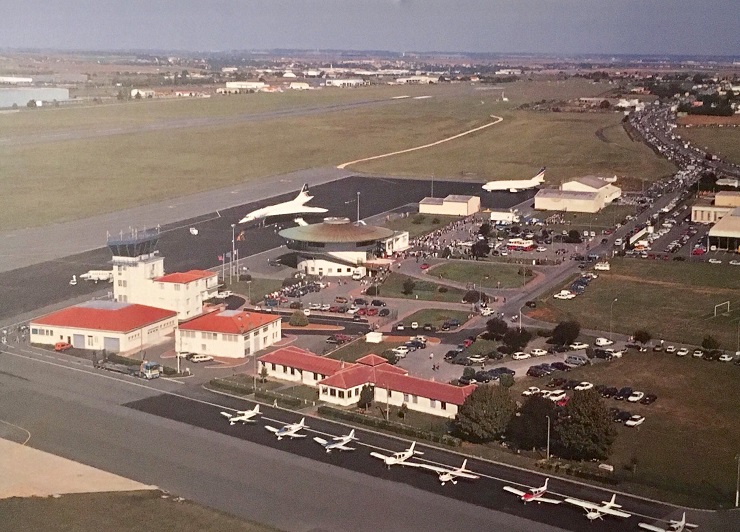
left=356, top=191, right=361, bottom=224
left=546, top=415, right=551, bottom=461
left=609, top=298, right=618, bottom=341
left=230, top=224, right=236, bottom=283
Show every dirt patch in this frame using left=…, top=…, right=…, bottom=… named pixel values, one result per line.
left=527, top=307, right=562, bottom=323
left=677, top=115, right=740, bottom=127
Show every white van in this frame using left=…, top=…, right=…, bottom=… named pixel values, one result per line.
left=614, top=238, right=623, bottom=247
left=565, top=354, right=589, bottom=366
left=190, top=354, right=214, bottom=363
left=351, top=271, right=363, bottom=280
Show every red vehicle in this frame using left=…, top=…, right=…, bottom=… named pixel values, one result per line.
left=462, top=338, right=474, bottom=348
left=691, top=247, right=706, bottom=256
left=357, top=308, right=367, bottom=316
left=54, top=342, right=72, bottom=352
left=420, top=263, right=430, bottom=270
left=328, top=306, right=340, bottom=312
left=366, top=307, right=378, bottom=316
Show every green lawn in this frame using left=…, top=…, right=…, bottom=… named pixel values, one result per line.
left=279, top=384, right=320, bottom=403
left=431, top=261, right=532, bottom=289
left=0, top=490, right=281, bottom=532
left=383, top=213, right=462, bottom=239
left=401, top=309, right=471, bottom=329
left=0, top=80, right=674, bottom=230
left=326, top=340, right=403, bottom=363
left=679, top=126, right=740, bottom=166
left=533, top=204, right=637, bottom=233
left=533, top=258, right=740, bottom=349
left=379, top=272, right=469, bottom=302
left=511, top=352, right=740, bottom=506
left=224, top=277, right=284, bottom=304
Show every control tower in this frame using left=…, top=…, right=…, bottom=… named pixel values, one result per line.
left=108, top=229, right=164, bottom=303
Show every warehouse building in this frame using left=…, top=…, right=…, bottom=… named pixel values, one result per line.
left=177, top=309, right=281, bottom=359
left=419, top=194, right=480, bottom=216
left=535, top=176, right=622, bottom=213
left=692, top=191, right=740, bottom=224
left=707, top=207, right=740, bottom=252
left=30, top=301, right=177, bottom=353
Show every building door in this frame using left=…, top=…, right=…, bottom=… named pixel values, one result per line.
left=103, top=337, right=120, bottom=353
left=72, top=334, right=84, bottom=348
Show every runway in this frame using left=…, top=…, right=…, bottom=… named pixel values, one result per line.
left=0, top=174, right=534, bottom=321
left=0, top=345, right=686, bottom=532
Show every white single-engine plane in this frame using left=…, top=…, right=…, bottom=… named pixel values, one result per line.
left=564, top=493, right=631, bottom=521
left=414, top=459, right=480, bottom=486
left=238, top=184, right=328, bottom=225
left=503, top=478, right=561, bottom=504
left=265, top=417, right=308, bottom=440
left=313, top=429, right=358, bottom=453
left=370, top=441, right=423, bottom=468
left=638, top=512, right=698, bottom=532
left=220, top=405, right=261, bottom=425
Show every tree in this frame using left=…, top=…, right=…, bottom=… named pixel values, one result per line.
left=551, top=321, right=580, bottom=346
left=554, top=389, right=616, bottom=460
left=701, top=335, right=720, bottom=352
left=26, top=99, right=37, bottom=108
left=455, top=386, right=516, bottom=442
left=463, top=290, right=487, bottom=304
left=289, top=311, right=309, bottom=326
left=507, top=396, right=557, bottom=450
left=365, top=285, right=380, bottom=296
left=358, top=384, right=374, bottom=410
left=633, top=329, right=651, bottom=345
left=485, top=318, right=508, bottom=339
left=471, top=240, right=490, bottom=258
left=498, top=373, right=514, bottom=389
left=478, top=222, right=492, bottom=238
left=398, top=403, right=408, bottom=419
left=462, top=366, right=476, bottom=379
left=402, top=279, right=415, bottom=295
left=566, top=229, right=582, bottom=243
left=503, top=328, right=532, bottom=352
left=259, top=366, right=269, bottom=383
left=599, top=99, right=611, bottom=109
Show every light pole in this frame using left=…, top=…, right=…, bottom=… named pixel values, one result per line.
left=609, top=298, right=618, bottom=341
left=356, top=191, right=361, bottom=224
left=230, top=224, right=236, bottom=284
left=736, top=453, right=740, bottom=508
left=546, top=415, right=551, bottom=461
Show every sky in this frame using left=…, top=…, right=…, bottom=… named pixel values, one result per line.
left=0, top=0, right=738, bottom=56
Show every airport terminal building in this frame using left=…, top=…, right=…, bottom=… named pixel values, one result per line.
left=279, top=217, right=396, bottom=277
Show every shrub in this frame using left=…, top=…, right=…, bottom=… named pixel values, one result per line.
left=365, top=285, right=380, bottom=296
left=411, top=215, right=426, bottom=225
left=438, top=286, right=448, bottom=293
left=431, top=217, right=441, bottom=224
left=289, top=311, right=309, bottom=326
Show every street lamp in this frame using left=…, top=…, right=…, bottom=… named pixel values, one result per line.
left=230, top=223, right=236, bottom=284
left=546, top=415, right=551, bottom=461
left=736, top=453, right=740, bottom=508
left=609, top=298, right=618, bottom=341
left=356, top=191, right=361, bottom=224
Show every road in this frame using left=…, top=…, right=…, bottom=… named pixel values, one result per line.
left=0, top=344, right=691, bottom=532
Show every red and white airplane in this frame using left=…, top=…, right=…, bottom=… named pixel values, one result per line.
left=638, top=512, right=698, bottom=532
left=503, top=478, right=561, bottom=504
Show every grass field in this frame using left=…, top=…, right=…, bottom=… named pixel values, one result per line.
left=379, top=272, right=468, bottom=302
left=430, top=261, right=531, bottom=289
left=0, top=490, right=280, bottom=532
left=511, top=352, right=740, bottom=506
left=383, top=214, right=462, bottom=238
left=678, top=126, right=740, bottom=166
left=532, top=258, right=740, bottom=349
left=532, top=204, right=637, bottom=233
left=400, top=309, right=470, bottom=329
left=0, top=80, right=674, bottom=230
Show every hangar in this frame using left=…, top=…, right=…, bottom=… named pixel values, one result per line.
left=30, top=301, right=177, bottom=353
left=535, top=176, right=622, bottom=213
left=692, top=191, right=740, bottom=224
left=419, top=194, right=480, bottom=216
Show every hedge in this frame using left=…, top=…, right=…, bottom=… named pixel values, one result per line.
left=318, top=405, right=461, bottom=447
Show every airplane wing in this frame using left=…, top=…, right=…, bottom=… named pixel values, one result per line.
left=313, top=437, right=329, bottom=446
left=534, top=497, right=562, bottom=505
left=600, top=507, right=631, bottom=518
left=370, top=452, right=389, bottom=460
left=330, top=444, right=356, bottom=452
left=264, top=425, right=279, bottom=434
left=297, top=206, right=329, bottom=214
left=450, top=471, right=480, bottom=480
left=564, top=498, right=598, bottom=510
left=637, top=524, right=669, bottom=532
left=220, top=412, right=233, bottom=420
left=289, top=433, right=307, bottom=438
left=412, top=463, right=450, bottom=474
left=503, top=486, right=527, bottom=497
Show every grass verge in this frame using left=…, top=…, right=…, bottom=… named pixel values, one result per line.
left=430, top=261, right=531, bottom=289
left=400, top=309, right=470, bottom=329
left=379, top=272, right=468, bottom=302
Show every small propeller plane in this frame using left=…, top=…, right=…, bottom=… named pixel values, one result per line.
left=313, top=429, right=358, bottom=453
left=265, top=417, right=308, bottom=440
left=503, top=478, right=561, bottom=504
left=220, top=405, right=261, bottom=425
left=638, top=512, right=698, bottom=532
left=370, top=441, right=423, bottom=468
left=413, top=459, right=480, bottom=486
left=564, top=494, right=631, bottom=521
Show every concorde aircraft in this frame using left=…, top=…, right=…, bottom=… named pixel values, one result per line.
left=482, top=167, right=546, bottom=193
left=238, top=184, right=328, bottom=225
left=564, top=493, right=631, bottom=521
left=313, top=429, right=358, bottom=453
left=503, top=478, right=561, bottom=504
left=265, top=417, right=308, bottom=440
left=413, top=459, right=480, bottom=486
left=370, top=441, right=423, bottom=468
left=220, top=404, right=261, bottom=425
left=638, top=512, right=698, bottom=532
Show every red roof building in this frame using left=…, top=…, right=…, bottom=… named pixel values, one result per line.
left=30, top=301, right=177, bottom=353
left=155, top=270, right=216, bottom=284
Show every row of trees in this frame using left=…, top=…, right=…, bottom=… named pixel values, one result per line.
left=455, top=386, right=616, bottom=460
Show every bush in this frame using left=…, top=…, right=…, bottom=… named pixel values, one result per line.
left=289, top=311, right=309, bottom=326
left=411, top=215, right=426, bottom=225
left=402, top=279, right=416, bottom=295
left=431, top=217, right=441, bottom=224
left=365, top=285, right=380, bottom=296
left=438, top=286, right=448, bottom=293
left=463, top=290, right=488, bottom=303
left=282, top=276, right=302, bottom=288
left=255, top=389, right=303, bottom=409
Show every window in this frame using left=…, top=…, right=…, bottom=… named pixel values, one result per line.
left=174, top=284, right=180, bottom=291
left=282, top=365, right=287, bottom=373
left=314, top=372, right=319, bottom=381
left=262, top=327, right=268, bottom=334
left=412, top=395, right=418, bottom=404
left=338, top=390, right=344, bottom=398
left=330, top=389, right=336, bottom=397
left=321, top=387, right=328, bottom=395
left=403, top=393, right=410, bottom=402
left=263, top=336, right=267, bottom=345
left=430, top=399, right=437, bottom=408
left=271, top=363, right=276, bottom=371
left=354, top=388, right=359, bottom=396
left=441, top=402, right=447, bottom=410
left=290, top=367, right=295, bottom=375
left=87, top=336, right=94, bottom=346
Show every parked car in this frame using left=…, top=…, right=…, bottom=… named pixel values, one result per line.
left=422, top=323, right=436, bottom=332
left=394, top=323, right=405, bottom=331
left=574, top=381, right=594, bottom=391
left=718, top=353, right=734, bottom=362
left=530, top=348, right=548, bottom=357
left=548, top=390, right=567, bottom=402
left=190, top=354, right=214, bottom=363
left=302, top=309, right=311, bottom=316
left=613, top=410, right=632, bottom=423
left=692, top=349, right=704, bottom=358
left=676, top=347, right=689, bottom=357
left=468, top=354, right=486, bottom=364
left=639, top=394, right=658, bottom=405
left=526, top=366, right=546, bottom=377
left=615, top=387, right=633, bottom=400
left=627, top=391, right=645, bottom=403
left=547, top=377, right=566, bottom=388
left=569, top=342, right=589, bottom=350
left=601, top=386, right=618, bottom=398
left=379, top=308, right=390, bottom=317
left=665, top=345, right=676, bottom=354
left=334, top=296, right=348, bottom=304
left=392, top=346, right=410, bottom=357
left=512, top=352, right=531, bottom=360
left=550, top=362, right=570, bottom=372
left=473, top=371, right=492, bottom=383
left=594, top=337, right=614, bottom=347
left=522, top=386, right=540, bottom=396
left=366, top=308, right=378, bottom=316
left=625, top=415, right=646, bottom=427
left=54, top=342, right=72, bottom=352
left=371, top=299, right=386, bottom=307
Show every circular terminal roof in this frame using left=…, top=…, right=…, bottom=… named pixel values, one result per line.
left=279, top=217, right=394, bottom=243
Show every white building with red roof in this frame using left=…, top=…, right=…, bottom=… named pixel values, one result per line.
left=30, top=301, right=177, bottom=353
left=177, top=309, right=281, bottom=359
left=258, top=350, right=476, bottom=418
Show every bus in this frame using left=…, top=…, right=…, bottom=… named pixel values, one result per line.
left=506, top=238, right=536, bottom=252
